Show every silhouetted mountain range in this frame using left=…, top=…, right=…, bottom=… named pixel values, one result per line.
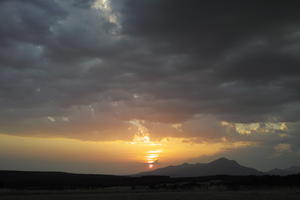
left=135, top=157, right=300, bottom=177
left=1, top=158, right=300, bottom=190
left=266, top=166, right=300, bottom=176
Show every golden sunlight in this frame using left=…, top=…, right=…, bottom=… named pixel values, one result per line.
left=128, top=120, right=162, bottom=168
left=0, top=132, right=255, bottom=174
left=145, top=149, right=162, bottom=168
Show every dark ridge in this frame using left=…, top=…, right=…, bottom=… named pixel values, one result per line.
left=134, top=157, right=262, bottom=177
left=1, top=170, right=300, bottom=190
left=1, top=158, right=300, bottom=190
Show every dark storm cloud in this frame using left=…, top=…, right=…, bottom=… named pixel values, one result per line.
left=1, top=0, right=300, bottom=148
left=113, top=0, right=300, bottom=122
left=117, top=0, right=300, bottom=56
left=0, top=0, right=66, bottom=46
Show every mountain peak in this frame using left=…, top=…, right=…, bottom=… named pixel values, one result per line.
left=214, top=157, right=230, bottom=162
left=210, top=157, right=238, bottom=165
left=135, top=157, right=261, bottom=177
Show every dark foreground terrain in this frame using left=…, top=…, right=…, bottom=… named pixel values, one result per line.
left=1, top=189, right=300, bottom=200
left=1, top=170, right=300, bottom=199
left=1, top=170, right=300, bottom=190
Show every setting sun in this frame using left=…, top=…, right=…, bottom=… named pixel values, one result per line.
left=148, top=164, right=154, bottom=169
left=1, top=1, right=300, bottom=198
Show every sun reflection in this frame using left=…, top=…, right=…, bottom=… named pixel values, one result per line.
left=148, top=164, right=154, bottom=169
left=145, top=149, right=162, bottom=168
left=128, top=120, right=163, bottom=169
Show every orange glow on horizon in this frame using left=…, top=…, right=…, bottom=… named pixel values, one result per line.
left=0, top=133, right=255, bottom=174
left=145, top=149, right=162, bottom=168
left=128, top=132, right=163, bottom=169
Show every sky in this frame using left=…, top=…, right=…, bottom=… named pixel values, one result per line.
left=1, top=0, right=300, bottom=175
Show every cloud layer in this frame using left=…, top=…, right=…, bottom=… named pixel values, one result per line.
left=1, top=0, right=300, bottom=165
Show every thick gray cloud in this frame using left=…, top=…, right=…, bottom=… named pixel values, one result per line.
left=0, top=0, right=300, bottom=160
left=113, top=0, right=300, bottom=121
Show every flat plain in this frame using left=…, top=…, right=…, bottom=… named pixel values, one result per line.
left=1, top=189, right=300, bottom=200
